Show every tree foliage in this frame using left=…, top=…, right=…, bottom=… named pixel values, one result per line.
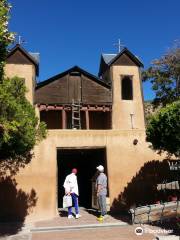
left=0, top=0, right=47, bottom=167
left=146, top=100, right=180, bottom=157
left=0, top=0, right=14, bottom=79
left=143, top=42, right=180, bottom=107
left=0, top=77, right=47, bottom=160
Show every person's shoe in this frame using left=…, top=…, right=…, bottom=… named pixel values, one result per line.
left=68, top=215, right=74, bottom=219
left=75, top=214, right=82, bottom=219
left=102, top=214, right=109, bottom=219
left=97, top=215, right=104, bottom=221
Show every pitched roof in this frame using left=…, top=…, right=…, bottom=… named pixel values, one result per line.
left=102, top=54, right=117, bottom=64
left=35, top=65, right=112, bottom=105
left=6, top=44, right=39, bottom=76
left=36, top=65, right=110, bottom=89
left=108, top=48, right=143, bottom=67
left=29, top=52, right=40, bottom=64
left=99, top=48, right=143, bottom=76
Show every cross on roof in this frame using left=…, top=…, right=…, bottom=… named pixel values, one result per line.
left=113, top=39, right=125, bottom=53
left=16, top=35, right=27, bottom=45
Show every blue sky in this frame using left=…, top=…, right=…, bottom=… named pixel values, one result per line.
left=9, top=0, right=180, bottom=100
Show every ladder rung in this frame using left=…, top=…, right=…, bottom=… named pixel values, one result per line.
left=72, top=100, right=81, bottom=129
left=72, top=117, right=80, bottom=120
left=72, top=104, right=81, bottom=107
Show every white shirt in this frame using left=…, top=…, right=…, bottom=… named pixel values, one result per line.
left=63, top=173, right=79, bottom=196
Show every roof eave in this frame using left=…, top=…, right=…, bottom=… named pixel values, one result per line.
left=6, top=44, right=39, bottom=76
left=36, top=65, right=111, bottom=90
left=108, top=48, right=144, bottom=68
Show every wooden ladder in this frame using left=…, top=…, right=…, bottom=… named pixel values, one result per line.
left=72, top=99, right=81, bottom=129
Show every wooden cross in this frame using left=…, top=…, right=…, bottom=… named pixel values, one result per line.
left=114, top=39, right=125, bottom=53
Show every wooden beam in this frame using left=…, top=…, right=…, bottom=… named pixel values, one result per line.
left=38, top=104, right=112, bottom=112
left=62, top=109, right=66, bottom=129
left=85, top=110, right=89, bottom=129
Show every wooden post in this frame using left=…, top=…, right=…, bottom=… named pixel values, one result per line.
left=85, top=110, right=89, bottom=129
left=62, top=108, right=66, bottom=129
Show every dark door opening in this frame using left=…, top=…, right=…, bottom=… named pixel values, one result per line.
left=57, top=147, right=107, bottom=209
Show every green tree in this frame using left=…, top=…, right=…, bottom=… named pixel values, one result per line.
left=0, top=77, right=47, bottom=160
left=0, top=1, right=47, bottom=174
left=143, top=42, right=180, bottom=107
left=0, top=0, right=14, bottom=79
left=146, top=100, right=180, bottom=157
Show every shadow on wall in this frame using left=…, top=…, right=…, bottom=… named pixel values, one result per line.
left=111, top=159, right=179, bottom=212
left=0, top=176, right=37, bottom=236
left=0, top=152, right=33, bottom=177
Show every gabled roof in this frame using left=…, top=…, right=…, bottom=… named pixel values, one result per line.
left=36, top=65, right=110, bottom=90
left=99, top=48, right=143, bottom=77
left=6, top=44, right=39, bottom=76
left=108, top=48, right=143, bottom=67
left=102, top=54, right=117, bottom=64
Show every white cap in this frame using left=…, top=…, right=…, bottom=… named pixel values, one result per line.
left=96, top=165, right=104, bottom=172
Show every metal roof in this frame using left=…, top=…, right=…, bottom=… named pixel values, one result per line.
left=102, top=54, right=117, bottom=64
left=29, top=52, right=40, bottom=64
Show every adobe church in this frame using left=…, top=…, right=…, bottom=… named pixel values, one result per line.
left=4, top=44, right=160, bottom=222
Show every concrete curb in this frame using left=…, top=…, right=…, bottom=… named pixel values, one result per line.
left=30, top=222, right=128, bottom=233
left=155, top=236, right=180, bottom=240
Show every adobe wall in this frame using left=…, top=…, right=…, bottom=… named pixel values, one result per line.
left=13, top=129, right=162, bottom=223
left=111, top=65, right=145, bottom=130
left=4, top=64, right=36, bottom=104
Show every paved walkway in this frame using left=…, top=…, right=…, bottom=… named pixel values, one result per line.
left=0, top=208, right=179, bottom=240
left=34, top=208, right=126, bottom=228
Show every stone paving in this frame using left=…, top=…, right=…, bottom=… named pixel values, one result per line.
left=0, top=208, right=179, bottom=240
left=32, top=226, right=156, bottom=240
left=34, top=208, right=126, bottom=228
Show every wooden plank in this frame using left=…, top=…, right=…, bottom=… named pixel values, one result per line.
left=6, top=49, right=33, bottom=65
left=38, top=104, right=112, bottom=112
left=35, top=75, right=69, bottom=104
left=81, top=75, right=112, bottom=104
left=62, top=109, right=66, bottom=129
left=85, top=110, right=89, bottom=129
left=113, top=53, right=137, bottom=66
left=68, top=75, right=81, bottom=103
left=35, top=71, right=112, bottom=105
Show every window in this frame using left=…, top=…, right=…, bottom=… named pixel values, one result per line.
left=121, top=76, right=133, bottom=100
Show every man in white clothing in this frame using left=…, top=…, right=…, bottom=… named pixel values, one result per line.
left=63, top=168, right=81, bottom=219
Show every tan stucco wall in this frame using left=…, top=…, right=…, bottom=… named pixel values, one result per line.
left=13, top=129, right=162, bottom=223
left=3, top=61, right=157, bottom=223
left=4, top=64, right=36, bottom=104
left=111, top=66, right=145, bottom=130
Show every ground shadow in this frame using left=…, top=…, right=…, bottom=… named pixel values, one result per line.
left=58, top=208, right=99, bottom=218
left=151, top=217, right=180, bottom=236
left=0, top=176, right=37, bottom=236
left=84, top=208, right=99, bottom=217
left=111, top=159, right=179, bottom=213
left=58, top=209, right=68, bottom=217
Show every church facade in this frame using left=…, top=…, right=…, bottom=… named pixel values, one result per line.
left=5, top=44, right=160, bottom=222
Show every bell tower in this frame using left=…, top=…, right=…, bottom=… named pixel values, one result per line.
left=99, top=48, right=145, bottom=130
left=5, top=44, right=39, bottom=104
